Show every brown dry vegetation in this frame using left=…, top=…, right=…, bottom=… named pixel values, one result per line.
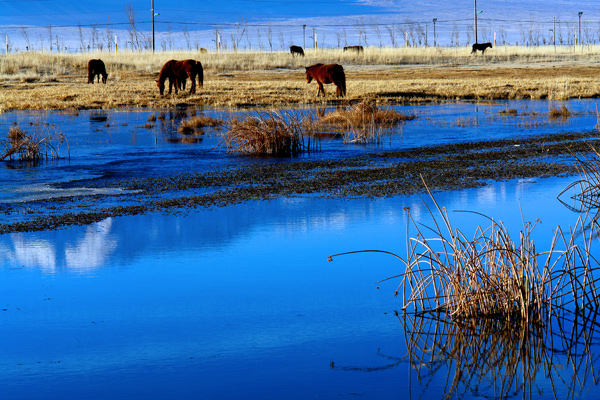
left=1, top=46, right=600, bottom=111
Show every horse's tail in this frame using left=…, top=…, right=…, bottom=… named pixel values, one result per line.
left=339, top=66, right=347, bottom=97
left=197, top=61, right=204, bottom=88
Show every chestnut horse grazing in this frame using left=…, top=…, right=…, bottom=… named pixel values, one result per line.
left=174, top=60, right=204, bottom=94
left=156, top=59, right=204, bottom=95
left=305, top=63, right=346, bottom=97
left=157, top=60, right=179, bottom=95
left=88, top=59, right=107, bottom=84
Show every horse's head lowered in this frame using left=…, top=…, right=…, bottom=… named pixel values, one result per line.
left=305, top=68, right=313, bottom=83
left=156, top=79, right=165, bottom=95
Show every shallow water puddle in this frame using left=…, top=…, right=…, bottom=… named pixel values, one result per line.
left=0, top=175, right=599, bottom=399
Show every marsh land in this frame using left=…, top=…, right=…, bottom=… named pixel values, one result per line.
left=1, top=46, right=600, bottom=233
left=1, top=46, right=600, bottom=110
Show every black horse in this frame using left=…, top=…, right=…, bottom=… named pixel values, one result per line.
left=343, top=45, right=364, bottom=53
left=471, top=42, right=492, bottom=54
left=290, top=45, right=304, bottom=57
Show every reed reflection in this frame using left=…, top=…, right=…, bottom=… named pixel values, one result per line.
left=400, top=309, right=600, bottom=400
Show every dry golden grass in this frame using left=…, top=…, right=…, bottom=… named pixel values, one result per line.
left=178, top=115, right=223, bottom=134
left=319, top=101, right=416, bottom=127
left=2, top=46, right=600, bottom=111
left=222, top=110, right=310, bottom=156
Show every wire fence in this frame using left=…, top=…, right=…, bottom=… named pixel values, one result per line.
left=1, top=16, right=598, bottom=53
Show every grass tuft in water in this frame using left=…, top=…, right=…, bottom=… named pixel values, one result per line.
left=317, top=101, right=416, bottom=144
left=1, top=124, right=67, bottom=162
left=178, top=116, right=224, bottom=134
left=222, top=110, right=317, bottom=156
left=548, top=104, right=571, bottom=118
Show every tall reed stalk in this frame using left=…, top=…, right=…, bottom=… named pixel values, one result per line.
left=330, top=178, right=600, bottom=324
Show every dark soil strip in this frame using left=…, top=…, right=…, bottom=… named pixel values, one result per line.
left=1, top=130, right=596, bottom=234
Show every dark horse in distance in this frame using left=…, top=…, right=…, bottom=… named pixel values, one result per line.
left=156, top=59, right=204, bottom=95
left=305, top=63, right=346, bottom=97
left=471, top=42, right=492, bottom=54
left=88, top=59, right=107, bottom=84
left=290, top=45, right=305, bottom=57
left=343, top=45, right=364, bottom=53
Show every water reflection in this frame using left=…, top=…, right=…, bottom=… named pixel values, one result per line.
left=401, top=310, right=600, bottom=400
left=0, top=219, right=116, bottom=273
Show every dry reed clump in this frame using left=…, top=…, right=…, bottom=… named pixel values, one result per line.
left=316, top=101, right=416, bottom=144
left=178, top=116, right=224, bottom=134
left=329, top=179, right=600, bottom=324
left=222, top=110, right=314, bottom=156
left=1, top=125, right=67, bottom=162
left=549, top=104, right=571, bottom=118
left=319, top=101, right=416, bottom=127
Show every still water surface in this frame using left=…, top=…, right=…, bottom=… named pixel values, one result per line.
left=0, top=100, right=599, bottom=399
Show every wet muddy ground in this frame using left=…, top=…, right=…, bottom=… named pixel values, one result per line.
left=1, top=129, right=594, bottom=234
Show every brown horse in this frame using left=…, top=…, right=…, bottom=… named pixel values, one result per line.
left=156, top=59, right=203, bottom=95
left=173, top=60, right=204, bottom=94
left=88, top=59, right=107, bottom=84
left=305, top=63, right=346, bottom=97
left=157, top=60, right=180, bottom=95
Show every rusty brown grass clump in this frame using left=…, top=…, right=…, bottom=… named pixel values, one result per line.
left=548, top=104, right=572, bottom=118
left=222, top=110, right=314, bottom=156
left=317, top=101, right=416, bottom=144
left=178, top=116, right=224, bottom=134
left=319, top=101, right=416, bottom=127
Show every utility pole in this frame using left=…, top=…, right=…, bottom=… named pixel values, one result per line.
left=578, top=11, right=583, bottom=48
left=152, top=0, right=155, bottom=53
left=474, top=0, right=478, bottom=44
left=303, top=25, right=306, bottom=49
left=433, top=18, right=437, bottom=47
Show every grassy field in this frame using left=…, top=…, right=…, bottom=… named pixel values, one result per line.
left=1, top=45, right=600, bottom=111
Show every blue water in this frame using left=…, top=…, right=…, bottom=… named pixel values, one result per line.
left=0, top=101, right=599, bottom=399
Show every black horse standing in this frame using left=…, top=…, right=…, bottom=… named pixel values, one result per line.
left=290, top=45, right=304, bottom=57
left=471, top=42, right=492, bottom=54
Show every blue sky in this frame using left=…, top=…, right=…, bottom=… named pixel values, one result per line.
left=1, top=1, right=600, bottom=51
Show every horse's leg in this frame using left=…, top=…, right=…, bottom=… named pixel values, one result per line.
left=317, top=81, right=325, bottom=97
left=188, top=72, right=195, bottom=94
